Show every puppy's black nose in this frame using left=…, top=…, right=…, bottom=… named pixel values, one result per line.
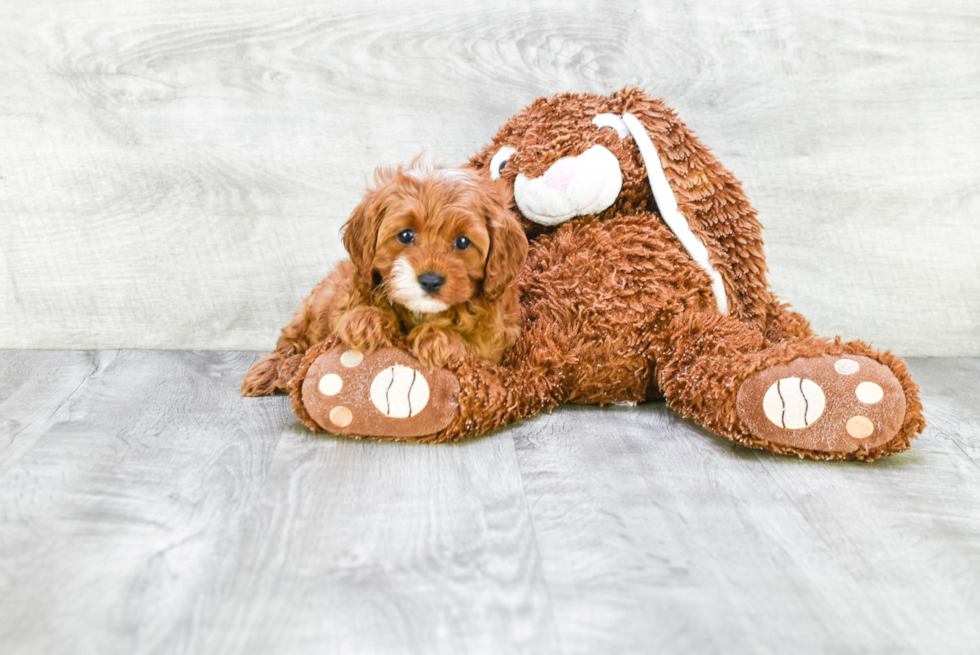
left=417, top=272, right=445, bottom=294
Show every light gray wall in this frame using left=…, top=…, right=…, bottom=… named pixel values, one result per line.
left=2, top=0, right=978, bottom=355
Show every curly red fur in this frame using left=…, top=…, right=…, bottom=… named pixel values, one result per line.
left=242, top=156, right=526, bottom=396
left=286, top=89, right=925, bottom=462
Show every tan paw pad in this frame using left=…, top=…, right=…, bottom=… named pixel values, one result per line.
left=301, top=347, right=459, bottom=438
left=737, top=355, right=906, bottom=454
left=846, top=415, right=875, bottom=439
left=329, top=406, right=353, bottom=427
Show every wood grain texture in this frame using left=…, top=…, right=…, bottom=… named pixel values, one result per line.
left=512, top=357, right=980, bottom=654
left=1, top=0, right=977, bottom=354
left=0, top=351, right=100, bottom=478
left=0, top=350, right=293, bottom=655
left=0, top=350, right=557, bottom=655
left=184, top=422, right=559, bottom=655
left=1, top=352, right=979, bottom=653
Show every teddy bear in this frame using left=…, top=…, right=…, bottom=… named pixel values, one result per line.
left=285, top=87, right=925, bottom=461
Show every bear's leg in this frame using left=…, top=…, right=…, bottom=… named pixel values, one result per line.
left=289, top=331, right=564, bottom=442
left=655, top=310, right=925, bottom=461
left=761, top=298, right=814, bottom=346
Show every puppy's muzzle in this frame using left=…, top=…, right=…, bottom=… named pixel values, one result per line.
left=417, top=272, right=445, bottom=295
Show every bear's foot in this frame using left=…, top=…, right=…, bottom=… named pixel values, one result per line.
left=736, top=355, right=906, bottom=455
left=299, top=346, right=459, bottom=438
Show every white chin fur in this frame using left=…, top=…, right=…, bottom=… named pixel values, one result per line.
left=404, top=297, right=450, bottom=313
left=388, top=257, right=450, bottom=314
left=513, top=145, right=623, bottom=226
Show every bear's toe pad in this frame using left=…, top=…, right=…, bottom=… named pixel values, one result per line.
left=737, top=355, right=906, bottom=454
left=301, top=347, right=459, bottom=438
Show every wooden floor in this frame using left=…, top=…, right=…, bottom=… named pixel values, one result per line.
left=1, top=351, right=978, bottom=654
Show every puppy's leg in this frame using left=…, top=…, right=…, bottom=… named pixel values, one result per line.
left=242, top=306, right=317, bottom=396
left=407, top=323, right=469, bottom=369
left=335, top=305, right=399, bottom=354
left=242, top=262, right=352, bottom=396
left=241, top=351, right=286, bottom=396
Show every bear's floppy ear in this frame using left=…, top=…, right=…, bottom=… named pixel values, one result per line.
left=482, top=179, right=528, bottom=299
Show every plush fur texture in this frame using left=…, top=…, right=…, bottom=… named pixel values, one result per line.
left=242, top=156, right=527, bottom=397
left=286, top=88, right=925, bottom=461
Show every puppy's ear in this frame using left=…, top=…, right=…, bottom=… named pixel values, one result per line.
left=342, top=174, right=388, bottom=291
left=483, top=180, right=528, bottom=299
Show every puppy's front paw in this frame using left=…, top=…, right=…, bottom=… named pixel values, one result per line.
left=409, top=328, right=468, bottom=370
left=336, top=307, right=396, bottom=354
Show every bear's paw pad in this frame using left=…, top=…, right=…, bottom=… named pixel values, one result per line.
left=737, top=355, right=905, bottom=453
left=301, top=347, right=459, bottom=438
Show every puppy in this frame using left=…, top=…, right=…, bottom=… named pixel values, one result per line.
left=242, top=154, right=528, bottom=397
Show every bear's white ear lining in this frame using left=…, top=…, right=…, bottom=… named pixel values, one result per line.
left=592, top=114, right=631, bottom=138
left=621, top=113, right=729, bottom=315
left=490, top=147, right=516, bottom=180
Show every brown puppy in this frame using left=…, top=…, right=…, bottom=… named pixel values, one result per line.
left=242, top=155, right=528, bottom=396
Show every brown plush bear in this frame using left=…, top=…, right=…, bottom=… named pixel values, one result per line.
left=285, top=87, right=925, bottom=461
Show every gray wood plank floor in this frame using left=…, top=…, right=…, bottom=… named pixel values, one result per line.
left=1, top=351, right=978, bottom=654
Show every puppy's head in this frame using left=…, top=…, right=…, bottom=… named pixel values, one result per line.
left=342, top=154, right=527, bottom=314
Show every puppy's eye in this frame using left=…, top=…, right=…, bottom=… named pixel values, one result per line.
left=490, top=146, right=517, bottom=180
left=454, top=236, right=471, bottom=251
left=396, top=229, right=415, bottom=245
